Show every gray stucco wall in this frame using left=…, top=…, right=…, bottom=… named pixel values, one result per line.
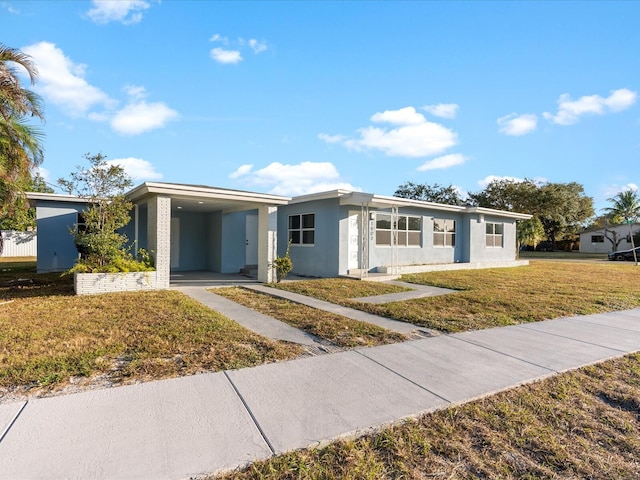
left=467, top=213, right=517, bottom=262
left=206, top=211, right=222, bottom=271
left=278, top=199, right=341, bottom=278
left=35, top=201, right=85, bottom=273
left=171, top=211, right=209, bottom=271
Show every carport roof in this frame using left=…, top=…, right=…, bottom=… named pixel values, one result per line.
left=126, top=182, right=291, bottom=213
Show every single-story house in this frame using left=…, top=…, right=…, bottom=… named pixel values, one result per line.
left=28, top=182, right=531, bottom=288
left=579, top=223, right=640, bottom=254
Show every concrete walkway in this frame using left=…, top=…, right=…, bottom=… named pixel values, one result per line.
left=351, top=280, right=455, bottom=304
left=245, top=284, right=427, bottom=335
left=1, top=308, right=639, bottom=479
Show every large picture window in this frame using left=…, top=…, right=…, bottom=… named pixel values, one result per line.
left=288, top=213, right=315, bottom=245
left=375, top=213, right=421, bottom=246
left=591, top=235, right=604, bottom=243
left=433, top=219, right=455, bottom=247
left=486, top=222, right=504, bottom=248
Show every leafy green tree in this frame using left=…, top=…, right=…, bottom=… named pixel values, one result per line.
left=0, top=172, right=52, bottom=231
left=604, top=189, right=640, bottom=263
left=516, top=216, right=545, bottom=251
left=470, top=179, right=594, bottom=249
left=394, top=182, right=466, bottom=205
left=58, top=153, right=152, bottom=273
left=0, top=43, right=45, bottom=253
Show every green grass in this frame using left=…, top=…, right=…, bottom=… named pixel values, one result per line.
left=0, top=261, right=302, bottom=394
left=217, top=353, right=640, bottom=479
left=519, top=250, right=608, bottom=260
left=214, top=287, right=407, bottom=348
left=274, top=261, right=640, bottom=332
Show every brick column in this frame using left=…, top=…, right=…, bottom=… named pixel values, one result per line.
left=257, top=205, right=277, bottom=283
left=147, top=195, right=171, bottom=289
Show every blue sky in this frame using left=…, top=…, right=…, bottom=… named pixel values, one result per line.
left=2, top=1, right=639, bottom=212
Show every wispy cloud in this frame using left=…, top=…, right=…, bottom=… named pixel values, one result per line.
left=22, top=42, right=177, bottom=135
left=111, top=85, right=178, bottom=135
left=21, top=42, right=114, bottom=117
left=477, top=175, right=548, bottom=188
left=417, top=153, right=468, bottom=171
left=210, top=34, right=268, bottom=64
left=106, top=157, right=163, bottom=181
left=422, top=103, right=459, bottom=119
left=319, top=106, right=458, bottom=158
left=1, top=2, right=20, bottom=14
left=86, top=0, right=152, bottom=25
left=229, top=161, right=360, bottom=196
left=543, top=88, right=637, bottom=125
left=497, top=113, right=538, bottom=136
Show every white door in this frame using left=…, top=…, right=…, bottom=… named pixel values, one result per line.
left=348, top=213, right=360, bottom=270
left=170, top=217, right=180, bottom=269
left=245, top=214, right=258, bottom=265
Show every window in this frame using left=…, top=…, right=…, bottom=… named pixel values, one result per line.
left=375, top=213, right=421, bottom=246
left=433, top=219, right=456, bottom=247
left=288, top=213, right=315, bottom=245
left=76, top=212, right=87, bottom=233
left=591, top=235, right=604, bottom=243
left=486, top=222, right=504, bottom=248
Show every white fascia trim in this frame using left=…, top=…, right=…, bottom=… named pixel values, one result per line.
left=26, top=192, right=93, bottom=203
left=127, top=182, right=290, bottom=205
left=466, top=207, right=532, bottom=220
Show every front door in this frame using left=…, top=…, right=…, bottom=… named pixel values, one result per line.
left=245, top=214, right=258, bottom=266
left=170, top=217, right=180, bottom=269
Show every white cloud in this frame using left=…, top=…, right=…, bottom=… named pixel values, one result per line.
left=543, top=88, right=637, bottom=125
left=229, top=164, right=253, bottom=179
left=422, top=103, right=459, bottom=119
left=210, top=34, right=268, bottom=64
left=35, top=166, right=51, bottom=183
left=210, top=47, right=242, bottom=64
left=87, top=0, right=151, bottom=25
left=248, top=39, right=268, bottom=54
left=603, top=183, right=639, bottom=197
left=1, top=2, right=20, bottom=14
left=477, top=175, right=548, bottom=188
left=417, top=153, right=468, bottom=172
left=111, top=101, right=178, bottom=135
left=497, top=113, right=538, bottom=136
left=371, top=106, right=425, bottom=125
left=22, top=42, right=113, bottom=117
left=320, top=106, right=458, bottom=158
left=318, top=133, right=347, bottom=144
left=106, top=157, right=162, bottom=181
left=229, top=161, right=360, bottom=196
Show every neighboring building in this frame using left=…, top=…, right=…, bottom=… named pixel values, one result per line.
left=29, top=183, right=531, bottom=287
left=579, top=223, right=640, bottom=254
left=1, top=230, right=37, bottom=257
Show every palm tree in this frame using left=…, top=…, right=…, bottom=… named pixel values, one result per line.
left=604, top=189, right=640, bottom=265
left=0, top=43, right=45, bottom=254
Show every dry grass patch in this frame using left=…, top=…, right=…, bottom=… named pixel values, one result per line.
left=276, top=261, right=640, bottom=332
left=0, top=261, right=302, bottom=396
left=218, top=353, right=640, bottom=479
left=214, top=287, right=407, bottom=348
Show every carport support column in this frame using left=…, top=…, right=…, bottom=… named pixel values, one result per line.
left=257, top=205, right=277, bottom=283
left=147, top=195, right=171, bottom=289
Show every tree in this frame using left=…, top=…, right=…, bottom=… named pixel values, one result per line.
left=604, top=189, right=640, bottom=264
left=516, top=216, right=545, bottom=252
left=0, top=172, right=52, bottom=231
left=470, top=179, right=594, bottom=249
left=394, top=182, right=466, bottom=205
left=58, top=153, right=152, bottom=273
left=0, top=43, right=45, bottom=254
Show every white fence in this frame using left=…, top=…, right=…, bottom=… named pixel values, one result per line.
left=1, top=230, right=37, bottom=257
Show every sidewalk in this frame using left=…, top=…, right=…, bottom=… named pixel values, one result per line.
left=1, top=308, right=639, bottom=479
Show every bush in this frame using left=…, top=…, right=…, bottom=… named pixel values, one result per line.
left=272, top=241, right=293, bottom=283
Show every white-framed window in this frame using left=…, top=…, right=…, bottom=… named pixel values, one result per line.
left=591, top=235, right=605, bottom=243
left=486, top=222, right=504, bottom=248
left=375, top=213, right=421, bottom=246
left=76, top=212, right=87, bottom=233
left=433, top=218, right=456, bottom=247
left=288, top=213, right=315, bottom=245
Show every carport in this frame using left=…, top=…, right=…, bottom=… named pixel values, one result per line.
left=127, top=182, right=290, bottom=287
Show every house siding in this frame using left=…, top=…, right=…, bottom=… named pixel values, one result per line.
left=35, top=201, right=85, bottom=273
left=579, top=223, right=640, bottom=253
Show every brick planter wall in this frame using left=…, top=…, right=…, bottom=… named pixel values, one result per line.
left=74, top=271, right=162, bottom=295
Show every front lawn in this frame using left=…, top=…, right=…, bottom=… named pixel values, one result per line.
left=274, top=261, right=640, bottom=332
left=0, top=260, right=302, bottom=397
